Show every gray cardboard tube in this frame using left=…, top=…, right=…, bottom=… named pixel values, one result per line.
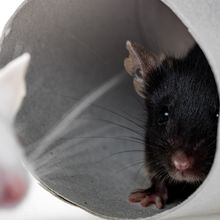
left=0, top=0, right=219, bottom=219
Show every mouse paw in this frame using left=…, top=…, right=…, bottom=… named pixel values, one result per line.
left=129, top=187, right=168, bottom=209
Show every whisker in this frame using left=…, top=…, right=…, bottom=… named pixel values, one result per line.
left=135, top=163, right=147, bottom=180
left=29, top=73, right=125, bottom=160
left=62, top=136, right=145, bottom=145
left=30, top=118, right=145, bottom=162
left=105, top=150, right=145, bottom=157
left=88, top=104, right=146, bottom=130
left=33, top=134, right=145, bottom=168
left=114, top=161, right=145, bottom=174
left=78, top=117, right=144, bottom=137
left=43, top=87, right=146, bottom=129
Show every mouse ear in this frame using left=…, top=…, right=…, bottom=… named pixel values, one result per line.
left=0, top=54, right=31, bottom=123
left=124, top=41, right=165, bottom=98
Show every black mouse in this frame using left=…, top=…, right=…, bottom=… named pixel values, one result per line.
left=124, top=41, right=219, bottom=209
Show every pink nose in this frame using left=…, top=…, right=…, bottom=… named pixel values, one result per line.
left=0, top=174, right=28, bottom=207
left=172, top=152, right=192, bottom=171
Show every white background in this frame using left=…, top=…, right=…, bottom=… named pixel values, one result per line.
left=0, top=1, right=101, bottom=219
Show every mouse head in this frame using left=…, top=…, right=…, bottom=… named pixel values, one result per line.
left=124, top=41, right=219, bottom=183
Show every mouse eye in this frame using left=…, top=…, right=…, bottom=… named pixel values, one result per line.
left=215, top=108, right=219, bottom=119
left=158, top=106, right=169, bottom=125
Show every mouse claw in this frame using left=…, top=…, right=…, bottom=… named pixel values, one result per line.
left=140, top=195, right=163, bottom=208
left=129, top=187, right=168, bottom=209
left=129, top=190, right=147, bottom=203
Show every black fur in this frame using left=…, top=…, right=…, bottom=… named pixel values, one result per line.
left=144, top=45, right=219, bottom=201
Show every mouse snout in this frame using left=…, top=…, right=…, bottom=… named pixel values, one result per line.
left=171, top=151, right=193, bottom=171
left=0, top=170, right=28, bottom=207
